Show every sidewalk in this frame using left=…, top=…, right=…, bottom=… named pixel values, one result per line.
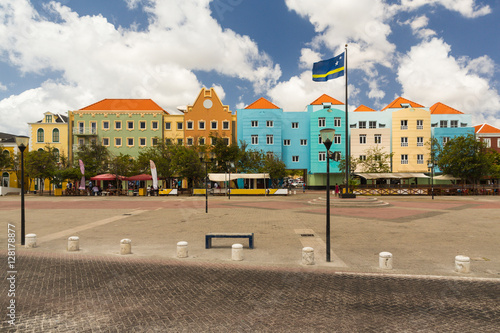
left=2, top=192, right=499, bottom=279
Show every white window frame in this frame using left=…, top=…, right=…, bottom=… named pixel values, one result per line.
left=374, top=134, right=381, bottom=144
left=291, top=122, right=299, bottom=129
left=417, top=120, right=423, bottom=130
left=417, top=137, right=424, bottom=147
left=198, top=121, right=205, bottom=130
left=401, top=137, right=408, bottom=147
left=251, top=135, right=258, bottom=145
left=186, top=121, right=194, bottom=130
left=222, top=121, right=230, bottom=130
left=369, top=121, right=377, bottom=129
left=266, top=135, right=274, bottom=145
left=266, top=120, right=274, bottom=127
left=151, top=121, right=159, bottom=130
left=251, top=120, right=258, bottom=127
left=359, top=121, right=366, bottom=129
left=319, top=152, right=326, bottom=162
left=103, top=121, right=110, bottom=130
left=401, top=120, right=408, bottom=130
left=417, top=154, right=424, bottom=164
left=360, top=134, right=366, bottom=144
left=283, top=139, right=291, bottom=146
left=139, top=138, right=146, bottom=146
left=165, top=122, right=171, bottom=130
left=440, top=120, right=448, bottom=128
left=127, top=121, right=134, bottom=130
left=127, top=138, right=134, bottom=147
left=292, top=156, right=299, bottom=162
left=115, top=137, right=122, bottom=147
left=401, top=154, right=408, bottom=164
left=334, top=134, right=341, bottom=144
left=139, top=121, right=146, bottom=130
left=334, top=117, right=341, bottom=127
left=211, top=121, right=218, bottom=130
left=318, top=117, right=326, bottom=127
left=300, top=139, right=307, bottom=146
left=450, top=120, right=458, bottom=128
left=484, top=138, right=491, bottom=148
left=102, top=138, right=110, bottom=146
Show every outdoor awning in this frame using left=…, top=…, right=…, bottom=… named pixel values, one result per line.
left=127, top=173, right=153, bottom=181
left=208, top=173, right=270, bottom=182
left=355, top=173, right=430, bottom=180
left=434, top=174, right=461, bottom=180
left=90, top=173, right=128, bottom=181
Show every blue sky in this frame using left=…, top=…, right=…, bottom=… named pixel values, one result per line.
left=1, top=0, right=499, bottom=136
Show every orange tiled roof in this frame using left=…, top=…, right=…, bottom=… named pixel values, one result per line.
left=310, top=94, right=344, bottom=105
left=354, top=105, right=376, bottom=112
left=80, top=99, right=165, bottom=111
left=475, top=123, right=500, bottom=134
left=381, top=97, right=424, bottom=111
left=430, top=102, right=463, bottom=114
left=245, top=97, right=280, bottom=109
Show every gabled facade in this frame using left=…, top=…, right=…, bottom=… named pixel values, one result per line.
left=183, top=88, right=236, bottom=147
left=307, top=95, right=345, bottom=176
left=350, top=106, right=391, bottom=172
left=237, top=97, right=283, bottom=158
left=28, top=111, right=69, bottom=161
left=430, top=102, right=474, bottom=147
left=69, top=99, right=167, bottom=160
left=391, top=107, right=431, bottom=172
left=475, top=123, right=500, bottom=153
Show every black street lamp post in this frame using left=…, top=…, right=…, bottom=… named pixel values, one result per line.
left=427, top=160, right=434, bottom=200
left=199, top=152, right=214, bottom=213
left=320, top=128, right=335, bottom=262
left=227, top=161, right=234, bottom=200
left=15, top=136, right=29, bottom=245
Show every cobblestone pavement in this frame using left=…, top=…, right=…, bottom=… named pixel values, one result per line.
left=1, top=252, right=499, bottom=332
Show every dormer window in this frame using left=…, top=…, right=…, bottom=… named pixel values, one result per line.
left=400, top=103, right=411, bottom=108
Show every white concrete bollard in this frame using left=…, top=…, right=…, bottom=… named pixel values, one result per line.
left=67, top=236, right=80, bottom=251
left=379, top=252, right=393, bottom=270
left=232, top=243, right=243, bottom=261
left=25, top=234, right=37, bottom=248
left=455, top=255, right=470, bottom=273
left=120, top=239, right=132, bottom=255
left=302, top=247, right=315, bottom=265
left=177, top=241, right=188, bottom=258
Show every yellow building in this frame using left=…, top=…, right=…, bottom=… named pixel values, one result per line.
left=28, top=112, right=69, bottom=160
left=28, top=112, right=69, bottom=192
left=391, top=107, right=431, bottom=173
left=164, top=113, right=186, bottom=145
left=0, top=133, right=23, bottom=194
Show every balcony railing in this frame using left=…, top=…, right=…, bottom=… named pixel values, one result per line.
left=73, top=128, right=97, bottom=135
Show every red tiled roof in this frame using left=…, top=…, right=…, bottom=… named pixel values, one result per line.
left=430, top=102, right=463, bottom=114
left=381, top=97, right=424, bottom=111
left=354, top=105, right=376, bottom=112
left=475, top=123, right=500, bottom=134
left=245, top=97, right=280, bottom=109
left=80, top=99, right=165, bottom=111
left=310, top=94, right=344, bottom=105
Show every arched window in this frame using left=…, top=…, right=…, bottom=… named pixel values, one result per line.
left=52, top=128, right=60, bottom=143
left=37, top=128, right=44, bottom=142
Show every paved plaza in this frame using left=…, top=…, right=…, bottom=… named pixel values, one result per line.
left=1, top=192, right=500, bottom=331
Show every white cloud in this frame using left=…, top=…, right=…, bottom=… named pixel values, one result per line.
left=399, top=0, right=491, bottom=18
left=0, top=82, right=6, bottom=91
left=397, top=38, right=500, bottom=126
left=0, top=0, right=280, bottom=134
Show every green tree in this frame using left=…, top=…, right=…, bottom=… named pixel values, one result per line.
left=137, top=140, right=175, bottom=181
left=0, top=146, right=13, bottom=171
left=358, top=146, right=393, bottom=173
left=263, top=154, right=287, bottom=187
left=24, top=148, right=59, bottom=194
left=74, top=142, right=110, bottom=177
left=436, top=134, right=493, bottom=184
left=338, top=155, right=358, bottom=184
left=170, top=145, right=204, bottom=189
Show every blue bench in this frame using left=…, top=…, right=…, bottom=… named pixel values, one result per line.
left=205, top=233, right=254, bottom=249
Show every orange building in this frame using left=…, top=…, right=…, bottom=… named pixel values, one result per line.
left=183, top=88, right=236, bottom=147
